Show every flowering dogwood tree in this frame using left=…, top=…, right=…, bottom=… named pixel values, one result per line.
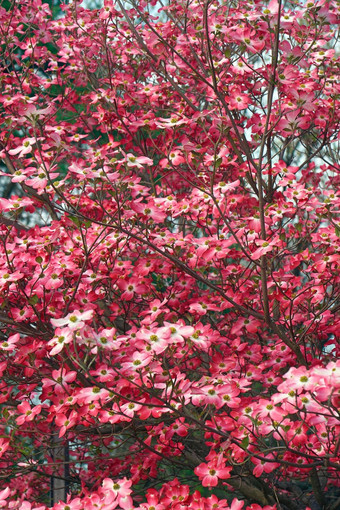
left=0, top=0, right=339, bottom=509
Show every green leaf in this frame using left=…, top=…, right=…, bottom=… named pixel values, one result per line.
left=241, top=435, right=249, bottom=450
left=29, top=295, right=39, bottom=305
left=69, top=216, right=82, bottom=227
left=215, top=157, right=223, bottom=168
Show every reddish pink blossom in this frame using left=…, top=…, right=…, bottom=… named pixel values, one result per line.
left=0, top=333, right=20, bottom=351
left=42, top=368, right=77, bottom=393
left=0, top=487, right=11, bottom=508
left=16, top=402, right=42, bottom=425
left=51, top=309, right=94, bottom=330
left=194, top=460, right=232, bottom=486
left=226, top=88, right=251, bottom=110
left=251, top=454, right=280, bottom=477
left=0, top=439, right=9, bottom=458
left=8, top=137, right=36, bottom=157
left=55, top=410, right=78, bottom=437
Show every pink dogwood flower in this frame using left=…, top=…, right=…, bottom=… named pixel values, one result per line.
left=194, top=460, right=232, bottom=486
left=8, top=137, right=36, bottom=157
left=51, top=309, right=94, bottom=330
left=16, top=402, right=42, bottom=425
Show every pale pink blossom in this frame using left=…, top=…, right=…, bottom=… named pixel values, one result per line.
left=51, top=309, right=94, bottom=330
